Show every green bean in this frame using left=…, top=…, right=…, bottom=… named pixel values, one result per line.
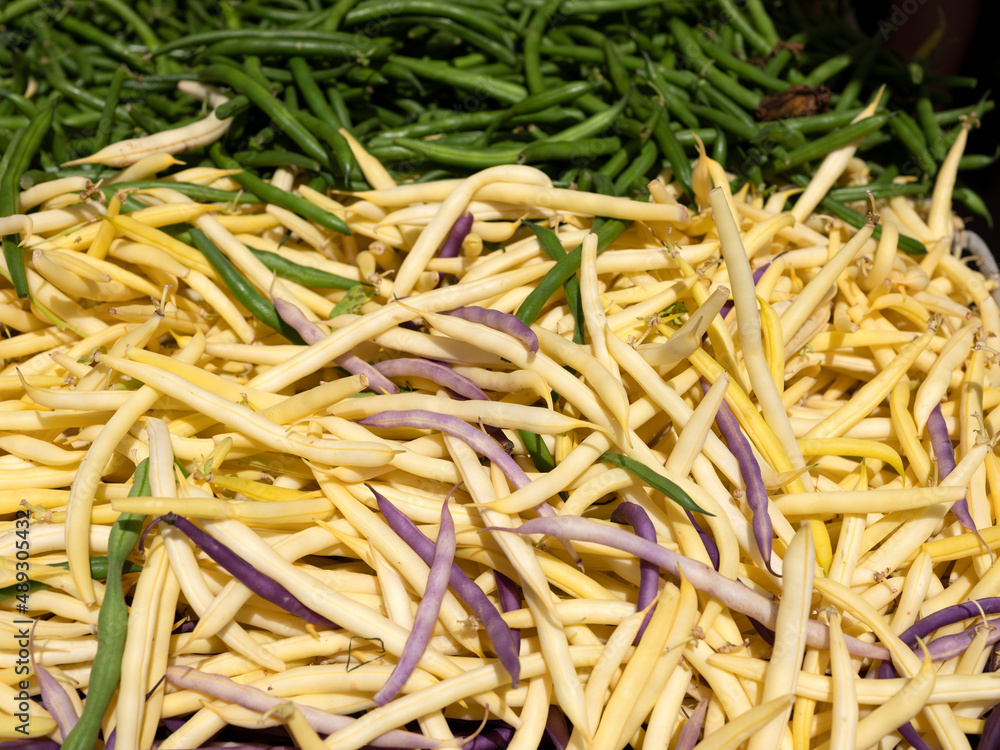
left=321, top=0, right=361, bottom=31
left=923, top=74, right=978, bottom=88
left=527, top=222, right=584, bottom=345
left=763, top=37, right=799, bottom=78
left=0, top=556, right=143, bottom=600
left=248, top=247, right=363, bottom=290
left=549, top=90, right=630, bottom=143
left=388, top=16, right=518, bottom=67
left=598, top=452, right=708, bottom=514
left=99, top=181, right=263, bottom=204
left=0, top=0, right=52, bottom=24
left=204, top=36, right=394, bottom=61
left=0, top=130, right=29, bottom=296
left=713, top=127, right=728, bottom=165
left=690, top=26, right=787, bottom=91
left=45, top=72, right=158, bottom=130
left=788, top=174, right=926, bottom=255
left=761, top=108, right=863, bottom=135
left=958, top=148, right=1000, bottom=171
left=215, top=95, right=252, bottom=120
left=326, top=86, right=353, bottom=132
left=668, top=18, right=761, bottom=111
left=243, top=55, right=273, bottom=92
left=595, top=144, right=630, bottom=179
left=801, top=53, right=854, bottom=87
left=189, top=227, right=307, bottom=344
left=713, top=0, right=771, bottom=55
left=235, top=150, right=323, bottom=172
left=650, top=117, right=692, bottom=194
left=889, top=113, right=936, bottom=176
left=1, top=104, right=53, bottom=298
left=952, top=187, right=993, bottom=228
left=643, top=63, right=700, bottom=131
left=155, top=28, right=363, bottom=56
left=562, top=0, right=687, bottom=12
left=772, top=112, right=891, bottom=171
left=518, top=429, right=557, bottom=473
left=93, top=67, right=126, bottom=153
left=672, top=129, right=719, bottom=147
left=200, top=64, right=332, bottom=170
left=827, top=182, right=930, bottom=202
left=540, top=42, right=645, bottom=70
left=209, top=144, right=350, bottom=236
left=604, top=38, right=632, bottom=99
left=61, top=459, right=151, bottom=750
left=294, top=109, right=359, bottom=184
left=0, top=90, right=41, bottom=117
left=388, top=56, right=527, bottom=104
left=614, top=139, right=658, bottom=196
left=745, top=0, right=780, bottom=49
left=697, top=82, right=757, bottom=130
left=519, top=136, right=622, bottom=164
left=344, top=0, right=516, bottom=45
left=834, top=36, right=880, bottom=114
left=57, top=14, right=154, bottom=73
left=516, top=219, right=627, bottom=326
left=935, top=98, right=994, bottom=125
left=0, top=115, right=30, bottom=128
left=854, top=131, right=893, bottom=153
left=388, top=111, right=500, bottom=140
left=687, top=103, right=758, bottom=142
left=916, top=90, right=947, bottom=160
left=237, top=3, right=319, bottom=23
left=393, top=137, right=521, bottom=168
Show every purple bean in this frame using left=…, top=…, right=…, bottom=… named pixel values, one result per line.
left=373, top=357, right=488, bottom=401
left=373, top=501, right=456, bottom=706
left=358, top=411, right=578, bottom=564
left=445, top=306, right=538, bottom=353
left=35, top=664, right=80, bottom=740
left=494, top=571, right=522, bottom=657
left=926, top=404, right=957, bottom=478
left=879, top=597, right=1000, bottom=678
left=164, top=666, right=443, bottom=748
left=273, top=297, right=398, bottom=394
left=160, top=514, right=339, bottom=630
left=896, top=723, right=934, bottom=750
left=685, top=508, right=720, bottom=571
left=982, top=702, right=1000, bottom=750
left=370, top=485, right=521, bottom=687
left=486, top=515, right=890, bottom=660
left=927, top=403, right=989, bottom=553
left=721, top=263, right=771, bottom=320
left=900, top=598, right=1000, bottom=646
left=438, top=213, right=474, bottom=259
left=482, top=424, right=514, bottom=455
left=357, top=410, right=529, bottom=489
left=0, top=740, right=60, bottom=749
left=702, top=381, right=775, bottom=575
left=990, top=642, right=1000, bottom=673
left=610, top=502, right=659, bottom=643
left=922, top=616, right=1000, bottom=662
left=461, top=725, right=516, bottom=750
left=675, top=698, right=709, bottom=750
left=544, top=706, right=570, bottom=750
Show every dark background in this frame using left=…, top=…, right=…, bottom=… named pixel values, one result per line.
left=851, top=0, right=999, bottom=262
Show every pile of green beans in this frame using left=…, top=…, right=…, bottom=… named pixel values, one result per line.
left=0, top=0, right=994, bottom=232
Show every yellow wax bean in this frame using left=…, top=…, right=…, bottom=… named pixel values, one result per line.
left=803, top=327, right=934, bottom=440
left=774, top=485, right=967, bottom=515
